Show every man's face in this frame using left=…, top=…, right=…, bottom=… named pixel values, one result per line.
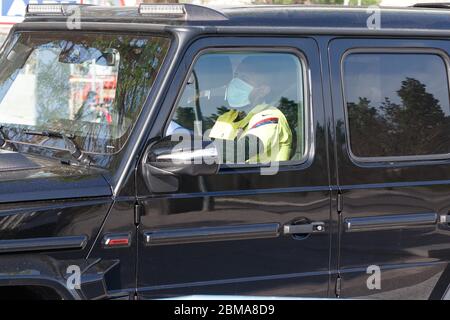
left=234, top=67, right=270, bottom=106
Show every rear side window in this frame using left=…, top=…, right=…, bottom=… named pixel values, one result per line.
left=343, top=52, right=450, bottom=160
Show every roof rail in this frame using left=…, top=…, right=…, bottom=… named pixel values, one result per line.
left=412, top=2, right=450, bottom=8
left=25, top=3, right=228, bottom=21
left=138, top=4, right=228, bottom=21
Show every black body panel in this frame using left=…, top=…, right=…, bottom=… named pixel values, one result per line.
left=329, top=38, right=450, bottom=299
left=1, top=4, right=450, bottom=300
left=135, top=36, right=332, bottom=299
left=0, top=152, right=111, bottom=203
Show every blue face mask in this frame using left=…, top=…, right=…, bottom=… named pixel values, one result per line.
left=226, top=77, right=254, bottom=108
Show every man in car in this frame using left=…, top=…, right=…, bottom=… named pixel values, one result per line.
left=209, top=56, right=293, bottom=164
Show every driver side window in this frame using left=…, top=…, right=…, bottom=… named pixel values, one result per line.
left=167, top=51, right=307, bottom=165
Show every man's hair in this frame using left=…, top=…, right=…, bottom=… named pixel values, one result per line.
left=237, top=55, right=276, bottom=86
left=237, top=55, right=293, bottom=103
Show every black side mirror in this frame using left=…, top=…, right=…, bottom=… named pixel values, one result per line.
left=141, top=135, right=219, bottom=193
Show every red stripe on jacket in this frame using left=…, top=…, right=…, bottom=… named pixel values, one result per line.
left=251, top=117, right=279, bottom=129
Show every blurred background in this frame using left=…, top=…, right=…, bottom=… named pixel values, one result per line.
left=0, top=0, right=442, bottom=43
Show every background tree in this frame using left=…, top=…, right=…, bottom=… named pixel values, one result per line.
left=347, top=97, right=389, bottom=157
left=348, top=78, right=450, bottom=157
left=380, top=78, right=448, bottom=155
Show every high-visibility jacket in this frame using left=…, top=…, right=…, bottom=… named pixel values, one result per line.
left=209, top=104, right=292, bottom=163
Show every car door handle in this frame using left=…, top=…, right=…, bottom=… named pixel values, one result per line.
left=283, top=222, right=325, bottom=235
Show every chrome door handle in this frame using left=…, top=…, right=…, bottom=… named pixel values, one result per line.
left=283, top=222, right=325, bottom=235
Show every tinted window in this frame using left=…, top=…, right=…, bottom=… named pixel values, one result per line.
left=343, top=52, right=450, bottom=159
left=167, top=51, right=306, bottom=164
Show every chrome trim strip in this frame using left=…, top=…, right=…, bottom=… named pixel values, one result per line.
left=144, top=223, right=280, bottom=246
left=0, top=235, right=88, bottom=254
left=344, top=213, right=438, bottom=232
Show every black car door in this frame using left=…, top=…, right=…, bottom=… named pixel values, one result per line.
left=330, top=38, right=450, bottom=299
left=135, top=36, right=332, bottom=299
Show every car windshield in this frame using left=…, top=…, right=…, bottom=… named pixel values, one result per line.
left=0, top=32, right=170, bottom=154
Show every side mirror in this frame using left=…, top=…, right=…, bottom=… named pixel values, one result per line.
left=141, top=135, right=220, bottom=193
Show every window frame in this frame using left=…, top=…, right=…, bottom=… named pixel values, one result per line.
left=341, top=47, right=450, bottom=164
left=163, top=46, right=313, bottom=169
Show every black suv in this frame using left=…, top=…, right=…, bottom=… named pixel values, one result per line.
left=1, top=3, right=450, bottom=300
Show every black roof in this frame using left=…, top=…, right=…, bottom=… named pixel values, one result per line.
left=20, top=4, right=450, bottom=34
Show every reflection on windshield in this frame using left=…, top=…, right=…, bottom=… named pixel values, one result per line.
left=0, top=32, right=170, bottom=154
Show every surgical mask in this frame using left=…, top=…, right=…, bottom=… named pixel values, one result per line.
left=226, top=77, right=254, bottom=108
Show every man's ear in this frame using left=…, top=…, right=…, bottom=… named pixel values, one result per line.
left=251, top=85, right=271, bottom=103
left=259, top=85, right=271, bottom=97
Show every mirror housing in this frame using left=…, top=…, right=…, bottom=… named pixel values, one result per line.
left=142, top=135, right=220, bottom=193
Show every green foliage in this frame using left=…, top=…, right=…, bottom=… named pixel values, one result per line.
left=175, top=107, right=196, bottom=131
left=277, top=97, right=304, bottom=158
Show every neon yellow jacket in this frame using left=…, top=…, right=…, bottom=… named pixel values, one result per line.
left=209, top=104, right=292, bottom=163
